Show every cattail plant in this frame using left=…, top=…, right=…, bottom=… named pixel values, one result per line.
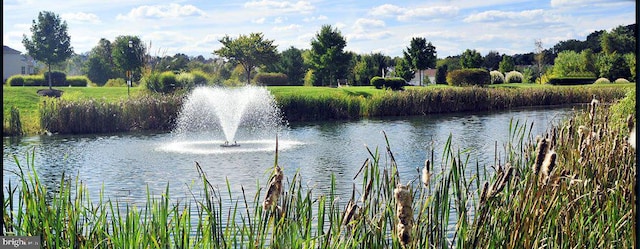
left=394, top=183, right=413, bottom=248
left=421, top=159, right=431, bottom=188
left=263, top=165, right=283, bottom=211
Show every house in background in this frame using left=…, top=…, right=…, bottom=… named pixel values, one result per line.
left=407, top=69, right=437, bottom=86
left=3, top=45, right=36, bottom=82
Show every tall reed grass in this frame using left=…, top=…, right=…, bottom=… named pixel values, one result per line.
left=5, top=89, right=635, bottom=248
left=40, top=94, right=183, bottom=134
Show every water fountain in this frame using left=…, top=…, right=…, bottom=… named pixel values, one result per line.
left=160, top=85, right=296, bottom=154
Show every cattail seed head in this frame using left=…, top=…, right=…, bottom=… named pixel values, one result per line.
left=627, top=114, right=634, bottom=133
left=541, top=150, right=557, bottom=184
left=479, top=181, right=489, bottom=204
left=533, top=138, right=549, bottom=175
left=421, top=159, right=431, bottom=188
left=394, top=184, right=413, bottom=248
left=263, top=165, right=283, bottom=211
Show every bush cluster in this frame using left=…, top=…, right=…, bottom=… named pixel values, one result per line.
left=490, top=70, right=504, bottom=84
left=505, top=71, right=523, bottom=83
left=105, top=78, right=127, bottom=87
left=446, top=68, right=490, bottom=87
left=370, top=77, right=405, bottom=90
left=614, top=78, right=630, bottom=84
left=254, top=73, right=289, bottom=86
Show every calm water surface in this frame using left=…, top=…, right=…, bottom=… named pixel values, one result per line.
left=3, top=106, right=579, bottom=210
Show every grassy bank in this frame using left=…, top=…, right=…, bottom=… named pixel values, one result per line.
left=3, top=89, right=635, bottom=248
left=2, top=84, right=633, bottom=135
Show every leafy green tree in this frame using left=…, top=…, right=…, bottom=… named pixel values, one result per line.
left=278, top=47, right=307, bottom=85
left=623, top=53, right=635, bottom=82
left=460, top=49, right=482, bottom=69
left=552, top=51, right=585, bottom=77
left=498, top=55, right=515, bottom=73
left=600, top=26, right=636, bottom=55
left=112, top=36, right=146, bottom=83
left=22, top=11, right=73, bottom=90
left=370, top=52, right=392, bottom=77
left=353, top=55, right=375, bottom=86
left=403, top=37, right=436, bottom=86
left=596, top=52, right=631, bottom=80
left=393, top=57, right=414, bottom=83
left=482, top=51, right=502, bottom=70
left=214, top=33, right=278, bottom=85
left=308, top=25, right=351, bottom=86
left=85, top=38, right=116, bottom=86
left=580, top=49, right=597, bottom=77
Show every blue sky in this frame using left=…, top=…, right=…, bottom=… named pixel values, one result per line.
left=3, top=0, right=636, bottom=59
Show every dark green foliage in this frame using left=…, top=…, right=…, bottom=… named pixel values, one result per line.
left=371, top=76, right=385, bottom=89
left=482, top=51, right=502, bottom=70
left=460, top=49, right=483, bottom=69
left=255, top=73, right=289, bottom=86
left=44, top=71, right=66, bottom=86
left=85, top=38, right=116, bottom=86
left=498, top=55, right=515, bottom=73
left=393, top=57, right=414, bottom=82
left=6, top=76, right=25, bottom=86
left=596, top=52, right=631, bottom=81
left=278, top=47, right=306, bottom=86
left=446, top=68, right=490, bottom=87
left=112, top=36, right=146, bottom=83
left=275, top=94, right=362, bottom=121
left=65, top=76, right=89, bottom=87
left=159, top=71, right=178, bottom=92
left=600, top=25, right=636, bottom=55
left=435, top=65, right=448, bottom=84
left=308, top=25, right=351, bottom=87
left=22, top=11, right=73, bottom=90
left=370, top=77, right=405, bottom=90
left=215, top=33, right=279, bottom=85
left=8, top=74, right=87, bottom=87
left=5, top=106, right=23, bottom=136
left=548, top=77, right=597, bottom=85
left=403, top=37, right=437, bottom=86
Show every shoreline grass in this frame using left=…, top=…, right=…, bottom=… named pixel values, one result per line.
left=3, top=89, right=635, bottom=248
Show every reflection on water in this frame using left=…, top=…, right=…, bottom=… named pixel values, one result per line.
left=3, top=106, right=579, bottom=209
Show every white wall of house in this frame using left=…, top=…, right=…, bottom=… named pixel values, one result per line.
left=3, top=46, right=35, bottom=82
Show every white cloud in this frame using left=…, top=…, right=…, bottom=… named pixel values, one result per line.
left=61, top=12, right=101, bottom=24
left=371, top=4, right=404, bottom=16
left=303, top=15, right=328, bottom=22
left=252, top=17, right=266, bottom=24
left=273, top=24, right=303, bottom=32
left=348, top=31, right=393, bottom=41
left=274, top=17, right=288, bottom=24
left=398, top=6, right=459, bottom=21
left=354, top=18, right=385, bottom=31
left=116, top=3, right=206, bottom=20
left=550, top=0, right=616, bottom=8
left=464, top=9, right=546, bottom=22
left=244, top=0, right=314, bottom=13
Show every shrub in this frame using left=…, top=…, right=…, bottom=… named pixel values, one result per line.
left=6, top=75, right=25, bottom=86
left=142, top=72, right=162, bottom=93
left=505, top=71, right=523, bottom=83
left=446, top=68, right=490, bottom=87
left=190, top=70, right=210, bottom=86
left=66, top=76, right=90, bottom=87
left=490, top=70, right=504, bottom=84
left=176, top=72, right=196, bottom=90
left=254, top=73, right=289, bottom=86
left=371, top=76, right=385, bottom=89
left=614, top=78, right=630, bottom=84
left=159, top=71, right=178, bottom=93
left=548, top=77, right=597, bottom=85
left=44, top=71, right=67, bottom=86
left=386, top=77, right=406, bottom=91
left=105, top=78, right=127, bottom=87
left=594, top=78, right=611, bottom=84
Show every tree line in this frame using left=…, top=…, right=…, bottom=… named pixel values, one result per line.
left=20, top=11, right=636, bottom=90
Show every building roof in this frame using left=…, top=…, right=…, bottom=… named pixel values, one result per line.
left=3, top=46, right=22, bottom=55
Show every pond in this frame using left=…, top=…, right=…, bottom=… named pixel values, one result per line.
left=3, top=105, right=579, bottom=212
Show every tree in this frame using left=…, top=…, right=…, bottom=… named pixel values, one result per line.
left=393, top=57, right=414, bottom=83
left=308, top=25, right=351, bottom=87
left=370, top=52, right=392, bottom=77
left=85, top=38, right=116, bottom=85
left=498, top=55, right=515, bottom=73
left=403, top=37, right=436, bottom=86
left=460, top=49, right=482, bottom=69
left=279, top=47, right=307, bottom=86
left=353, top=55, right=376, bottom=86
left=552, top=50, right=587, bottom=77
left=435, top=64, right=448, bottom=84
left=112, top=36, right=146, bottom=83
left=214, top=33, right=278, bottom=85
left=600, top=25, right=636, bottom=55
left=22, top=11, right=73, bottom=90
left=482, top=51, right=502, bottom=70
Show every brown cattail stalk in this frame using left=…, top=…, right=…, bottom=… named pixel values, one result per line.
left=263, top=165, right=283, bottom=211
left=533, top=138, right=549, bottom=175
left=394, top=184, right=413, bottom=248
left=540, top=150, right=557, bottom=184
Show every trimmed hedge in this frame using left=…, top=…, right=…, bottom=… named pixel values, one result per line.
left=255, top=73, right=289, bottom=86
left=548, top=77, right=597, bottom=85
left=7, top=74, right=88, bottom=87
left=446, top=68, right=490, bottom=87
left=370, top=77, right=405, bottom=90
